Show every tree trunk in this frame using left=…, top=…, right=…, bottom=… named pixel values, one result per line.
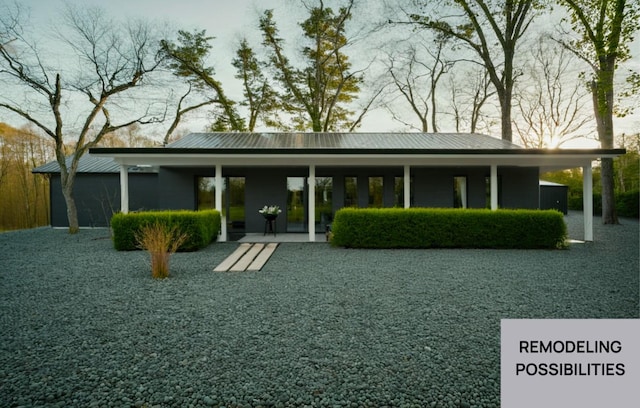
left=62, top=184, right=80, bottom=234
left=58, top=150, right=80, bottom=234
left=591, top=72, right=618, bottom=224
left=600, top=158, right=617, bottom=223
left=500, top=95, right=513, bottom=142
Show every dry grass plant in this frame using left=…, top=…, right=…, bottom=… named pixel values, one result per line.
left=135, top=222, right=189, bottom=279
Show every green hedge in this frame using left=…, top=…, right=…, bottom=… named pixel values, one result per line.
left=330, top=208, right=567, bottom=249
left=111, top=210, right=221, bottom=251
left=568, top=190, right=639, bottom=218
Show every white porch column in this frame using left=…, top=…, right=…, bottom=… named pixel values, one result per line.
left=215, top=164, right=226, bottom=242
left=403, top=165, right=411, bottom=209
left=490, top=164, right=498, bottom=210
left=120, top=164, right=129, bottom=214
left=583, top=162, right=593, bottom=242
left=308, top=165, right=316, bottom=242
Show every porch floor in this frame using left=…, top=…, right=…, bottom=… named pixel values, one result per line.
left=236, top=233, right=328, bottom=243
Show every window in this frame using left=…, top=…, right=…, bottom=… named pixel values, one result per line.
left=368, top=177, right=383, bottom=208
left=344, top=177, right=358, bottom=207
left=315, top=177, right=333, bottom=227
left=196, top=177, right=215, bottom=210
left=227, top=177, right=245, bottom=230
left=394, top=176, right=413, bottom=207
left=454, top=176, right=467, bottom=208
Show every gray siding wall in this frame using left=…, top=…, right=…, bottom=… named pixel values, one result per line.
left=500, top=167, right=540, bottom=209
left=48, top=165, right=541, bottom=229
left=50, top=173, right=157, bottom=227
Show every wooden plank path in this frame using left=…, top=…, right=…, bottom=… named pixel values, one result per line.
left=214, top=243, right=279, bottom=272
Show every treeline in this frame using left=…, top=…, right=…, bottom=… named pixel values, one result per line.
left=0, top=123, right=51, bottom=230
left=0, top=123, right=158, bottom=231
left=542, top=134, right=640, bottom=218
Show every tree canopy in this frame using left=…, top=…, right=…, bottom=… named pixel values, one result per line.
left=259, top=1, right=363, bottom=131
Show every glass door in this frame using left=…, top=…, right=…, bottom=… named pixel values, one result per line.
left=225, top=177, right=245, bottom=238
left=287, top=177, right=306, bottom=232
left=315, top=177, right=333, bottom=231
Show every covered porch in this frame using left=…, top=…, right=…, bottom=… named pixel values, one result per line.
left=89, top=132, right=625, bottom=242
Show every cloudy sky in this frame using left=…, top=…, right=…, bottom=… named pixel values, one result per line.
left=8, top=0, right=640, bottom=146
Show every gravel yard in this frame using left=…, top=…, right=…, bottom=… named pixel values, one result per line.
left=1, top=212, right=638, bottom=407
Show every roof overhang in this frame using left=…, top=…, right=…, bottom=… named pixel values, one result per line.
left=88, top=147, right=625, bottom=172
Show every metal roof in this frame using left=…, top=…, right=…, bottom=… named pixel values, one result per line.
left=37, top=133, right=625, bottom=173
left=32, top=154, right=157, bottom=174
left=166, top=132, right=521, bottom=150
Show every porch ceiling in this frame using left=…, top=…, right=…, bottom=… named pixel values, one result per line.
left=88, top=151, right=622, bottom=172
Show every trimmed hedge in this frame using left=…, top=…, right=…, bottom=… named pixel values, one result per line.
left=111, top=210, right=221, bottom=251
left=330, top=208, right=567, bottom=249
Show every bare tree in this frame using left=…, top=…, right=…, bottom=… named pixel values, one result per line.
left=514, top=38, right=593, bottom=148
left=447, top=67, right=496, bottom=133
left=0, top=4, right=165, bottom=233
left=384, top=33, right=454, bottom=132
left=408, top=0, right=541, bottom=142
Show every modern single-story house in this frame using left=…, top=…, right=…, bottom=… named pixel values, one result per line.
left=33, top=132, right=624, bottom=241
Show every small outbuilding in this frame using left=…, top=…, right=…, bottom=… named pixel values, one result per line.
left=539, top=180, right=569, bottom=215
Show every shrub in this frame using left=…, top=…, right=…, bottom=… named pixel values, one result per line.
left=111, top=210, right=220, bottom=251
left=135, top=222, right=188, bottom=279
left=330, top=208, right=567, bottom=249
left=568, top=191, right=639, bottom=218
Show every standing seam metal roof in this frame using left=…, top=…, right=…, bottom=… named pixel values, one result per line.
left=166, top=132, right=521, bottom=150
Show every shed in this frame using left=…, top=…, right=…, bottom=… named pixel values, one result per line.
left=539, top=180, right=569, bottom=214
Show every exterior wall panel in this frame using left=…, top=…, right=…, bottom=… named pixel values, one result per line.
left=49, top=173, right=157, bottom=227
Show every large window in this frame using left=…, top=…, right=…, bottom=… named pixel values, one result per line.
left=227, top=177, right=245, bottom=230
left=368, top=177, right=383, bottom=207
left=344, top=176, right=358, bottom=207
left=454, top=176, right=467, bottom=208
left=196, top=177, right=215, bottom=210
left=287, top=177, right=305, bottom=232
left=315, top=177, right=333, bottom=228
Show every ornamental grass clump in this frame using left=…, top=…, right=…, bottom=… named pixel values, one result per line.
left=135, top=222, right=189, bottom=279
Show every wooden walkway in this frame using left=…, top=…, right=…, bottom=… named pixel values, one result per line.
left=214, top=243, right=279, bottom=272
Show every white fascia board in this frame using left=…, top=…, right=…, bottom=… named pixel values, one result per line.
left=95, top=152, right=608, bottom=169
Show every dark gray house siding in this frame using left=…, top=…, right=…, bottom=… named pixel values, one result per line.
left=145, top=165, right=540, bottom=233
left=48, top=173, right=157, bottom=227
left=40, top=162, right=541, bottom=231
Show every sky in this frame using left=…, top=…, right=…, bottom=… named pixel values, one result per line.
left=5, top=0, right=640, bottom=148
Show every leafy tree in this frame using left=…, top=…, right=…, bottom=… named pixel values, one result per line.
left=555, top=0, right=639, bottom=224
left=232, top=39, right=280, bottom=131
left=160, top=29, right=245, bottom=136
left=409, top=0, right=542, bottom=142
left=259, top=0, right=363, bottom=131
left=614, top=133, right=639, bottom=193
left=0, top=123, right=52, bottom=230
left=0, top=4, right=165, bottom=233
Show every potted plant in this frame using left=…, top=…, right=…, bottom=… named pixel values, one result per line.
left=258, top=205, right=282, bottom=220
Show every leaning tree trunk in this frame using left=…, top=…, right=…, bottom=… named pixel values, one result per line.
left=62, top=183, right=80, bottom=234
left=58, top=152, right=81, bottom=234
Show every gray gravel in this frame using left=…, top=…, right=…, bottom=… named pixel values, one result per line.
left=1, top=212, right=638, bottom=408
